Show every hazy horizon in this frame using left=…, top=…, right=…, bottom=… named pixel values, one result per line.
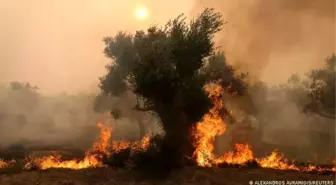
left=0, top=0, right=196, bottom=94
left=1, top=0, right=334, bottom=94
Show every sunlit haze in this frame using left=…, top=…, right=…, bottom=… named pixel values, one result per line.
left=0, top=0, right=334, bottom=94
left=0, top=0, right=196, bottom=94
left=135, top=6, right=149, bottom=20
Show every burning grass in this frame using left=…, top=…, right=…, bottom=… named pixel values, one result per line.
left=0, top=159, right=15, bottom=168
left=0, top=84, right=334, bottom=177
left=22, top=122, right=152, bottom=171
left=192, top=84, right=335, bottom=174
left=215, top=144, right=336, bottom=175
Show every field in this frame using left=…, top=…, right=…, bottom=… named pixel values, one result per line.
left=0, top=165, right=335, bottom=185
left=0, top=148, right=335, bottom=185
left=0, top=130, right=334, bottom=185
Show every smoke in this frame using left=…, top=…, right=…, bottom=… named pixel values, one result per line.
left=192, top=0, right=335, bottom=84
left=0, top=0, right=334, bottom=162
left=192, top=0, right=336, bottom=163
left=0, top=0, right=196, bottom=94
left=0, top=85, right=104, bottom=149
left=0, top=0, right=190, bottom=150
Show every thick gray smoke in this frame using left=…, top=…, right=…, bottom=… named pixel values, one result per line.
left=193, top=0, right=335, bottom=83
left=192, top=0, right=335, bottom=163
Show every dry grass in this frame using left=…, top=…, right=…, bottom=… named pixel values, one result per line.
left=0, top=166, right=334, bottom=185
left=0, top=145, right=334, bottom=185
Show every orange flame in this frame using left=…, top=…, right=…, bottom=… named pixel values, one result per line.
left=0, top=159, right=15, bottom=168
left=92, top=122, right=112, bottom=156
left=193, top=84, right=226, bottom=167
left=112, top=132, right=152, bottom=154
left=193, top=84, right=335, bottom=173
left=217, top=143, right=254, bottom=165
left=256, top=151, right=299, bottom=170
left=24, top=121, right=152, bottom=170
left=0, top=83, right=334, bottom=173
left=25, top=154, right=101, bottom=170
left=0, top=159, right=8, bottom=168
left=25, top=122, right=111, bottom=170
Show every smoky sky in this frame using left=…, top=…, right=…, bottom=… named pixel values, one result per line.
left=193, top=0, right=335, bottom=84
left=0, top=0, right=334, bottom=94
left=0, top=0, right=196, bottom=94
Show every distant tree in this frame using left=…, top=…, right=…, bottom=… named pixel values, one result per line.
left=99, top=8, right=246, bottom=167
left=7, top=81, right=39, bottom=113
left=0, top=81, right=39, bottom=127
left=9, top=81, right=38, bottom=91
left=284, top=54, right=335, bottom=119
left=304, top=54, right=335, bottom=119
left=281, top=74, right=309, bottom=108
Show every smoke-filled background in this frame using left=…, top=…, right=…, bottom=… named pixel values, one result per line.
left=0, top=0, right=194, bottom=149
left=192, top=0, right=335, bottom=162
left=0, top=0, right=198, bottom=94
left=193, top=0, right=335, bottom=82
left=0, top=0, right=194, bottom=147
left=0, top=0, right=335, bottom=162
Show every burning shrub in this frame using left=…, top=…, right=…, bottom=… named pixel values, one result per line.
left=103, top=134, right=162, bottom=169
left=102, top=148, right=131, bottom=168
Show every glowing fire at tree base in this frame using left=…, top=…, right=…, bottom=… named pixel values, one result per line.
left=192, top=84, right=335, bottom=173
left=0, top=84, right=334, bottom=173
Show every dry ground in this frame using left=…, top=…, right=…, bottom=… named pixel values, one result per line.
left=0, top=145, right=334, bottom=185
left=0, top=166, right=335, bottom=185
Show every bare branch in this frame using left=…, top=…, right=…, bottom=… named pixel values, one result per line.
left=315, top=110, right=335, bottom=120
left=132, top=104, right=154, bottom=112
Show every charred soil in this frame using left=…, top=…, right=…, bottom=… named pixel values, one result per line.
left=0, top=166, right=335, bottom=185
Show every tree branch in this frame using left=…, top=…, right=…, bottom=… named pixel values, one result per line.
left=304, top=104, right=335, bottom=120
left=132, top=104, right=154, bottom=112
left=315, top=110, right=335, bottom=120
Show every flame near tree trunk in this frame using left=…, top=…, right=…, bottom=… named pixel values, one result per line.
left=193, top=84, right=335, bottom=172
left=0, top=84, right=334, bottom=172
left=193, top=84, right=227, bottom=167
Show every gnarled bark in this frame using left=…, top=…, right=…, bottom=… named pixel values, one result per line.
left=156, top=105, right=195, bottom=168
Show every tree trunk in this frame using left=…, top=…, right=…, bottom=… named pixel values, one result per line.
left=156, top=106, right=195, bottom=168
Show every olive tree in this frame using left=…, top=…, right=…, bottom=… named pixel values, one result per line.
left=99, top=8, right=246, bottom=167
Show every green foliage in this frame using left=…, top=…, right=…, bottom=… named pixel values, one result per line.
left=202, top=52, right=248, bottom=95
left=100, top=8, right=247, bottom=167
left=284, top=54, right=335, bottom=119
left=281, top=74, right=310, bottom=108
left=1, top=81, right=40, bottom=114
left=128, top=8, right=225, bottom=108
left=100, top=32, right=136, bottom=96
left=305, top=54, right=335, bottom=116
